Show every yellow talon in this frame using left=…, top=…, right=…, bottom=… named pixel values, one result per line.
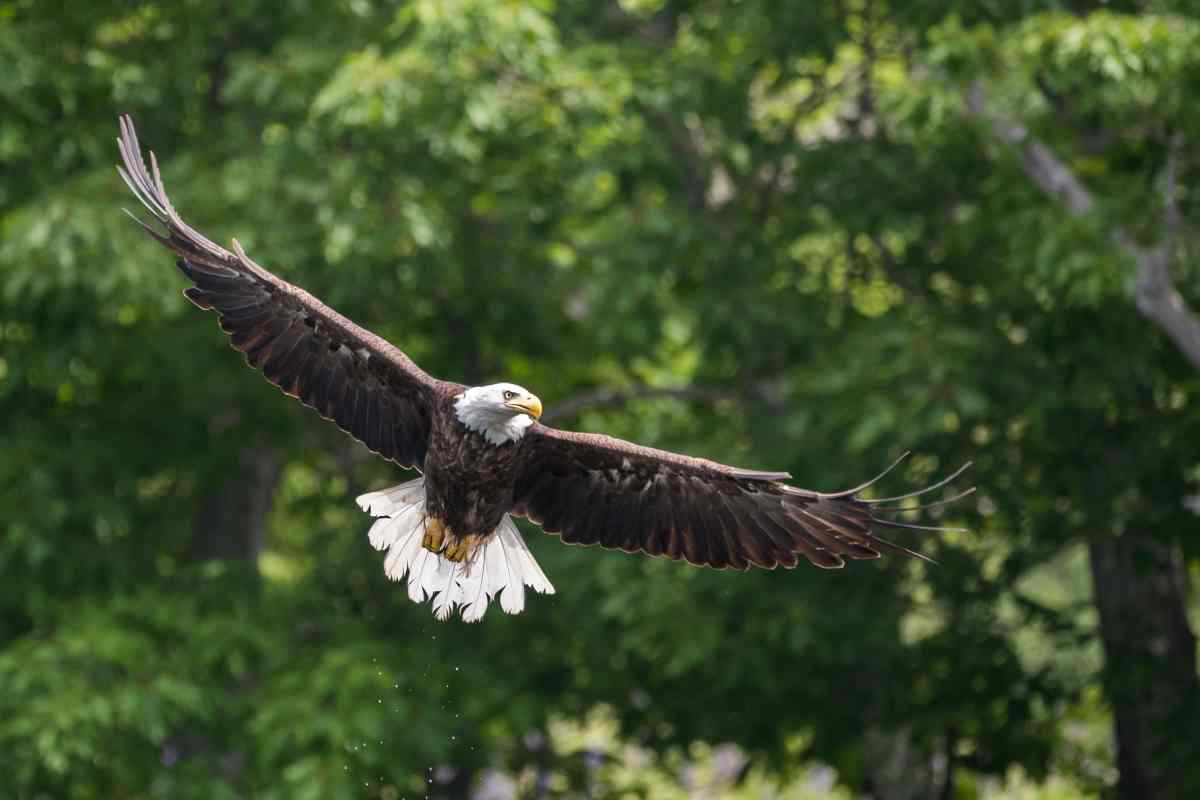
left=423, top=518, right=447, bottom=553
left=444, top=535, right=478, bottom=563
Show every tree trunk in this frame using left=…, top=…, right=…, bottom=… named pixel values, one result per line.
left=191, top=445, right=281, bottom=562
left=1089, top=534, right=1200, bottom=799
left=859, top=725, right=937, bottom=800
left=168, top=445, right=281, bottom=790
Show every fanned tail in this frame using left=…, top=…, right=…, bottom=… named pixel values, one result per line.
left=356, top=479, right=555, bottom=622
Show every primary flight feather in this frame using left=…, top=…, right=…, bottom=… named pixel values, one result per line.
left=116, top=115, right=971, bottom=622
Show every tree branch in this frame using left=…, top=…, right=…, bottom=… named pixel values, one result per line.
left=964, top=83, right=1095, bottom=215
left=966, top=83, right=1200, bottom=371
left=543, top=379, right=789, bottom=425
left=641, top=105, right=711, bottom=213
left=542, top=383, right=738, bottom=424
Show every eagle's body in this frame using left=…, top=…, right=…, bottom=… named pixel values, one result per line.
left=424, top=387, right=527, bottom=559
left=116, top=116, right=970, bottom=622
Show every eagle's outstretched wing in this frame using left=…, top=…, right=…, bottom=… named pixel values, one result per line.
left=512, top=425, right=971, bottom=569
left=116, top=115, right=458, bottom=468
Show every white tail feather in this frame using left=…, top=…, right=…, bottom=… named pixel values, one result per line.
left=358, top=477, right=426, bottom=517
left=496, top=516, right=556, bottom=596
left=367, top=501, right=423, bottom=551
left=355, top=478, right=556, bottom=622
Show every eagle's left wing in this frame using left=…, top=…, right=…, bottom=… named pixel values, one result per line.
left=511, top=424, right=971, bottom=570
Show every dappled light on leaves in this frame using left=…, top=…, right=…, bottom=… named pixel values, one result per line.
left=4, top=1, right=1200, bottom=798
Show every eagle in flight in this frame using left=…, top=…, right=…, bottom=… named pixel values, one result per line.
left=116, top=116, right=971, bottom=622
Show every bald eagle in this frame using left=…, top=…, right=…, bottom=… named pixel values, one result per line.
left=116, top=116, right=971, bottom=622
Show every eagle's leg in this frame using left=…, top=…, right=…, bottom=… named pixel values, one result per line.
left=443, top=534, right=481, bottom=564
left=423, top=517, right=448, bottom=554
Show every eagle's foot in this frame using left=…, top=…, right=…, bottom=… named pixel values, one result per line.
left=422, top=517, right=448, bottom=554
left=443, top=534, right=479, bottom=563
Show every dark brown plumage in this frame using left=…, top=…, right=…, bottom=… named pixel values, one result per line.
left=511, top=430, right=969, bottom=570
left=117, top=115, right=971, bottom=620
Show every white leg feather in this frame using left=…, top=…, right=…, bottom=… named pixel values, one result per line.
left=357, top=480, right=555, bottom=621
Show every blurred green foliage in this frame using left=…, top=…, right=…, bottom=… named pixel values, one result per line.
left=2, top=0, right=1199, bottom=797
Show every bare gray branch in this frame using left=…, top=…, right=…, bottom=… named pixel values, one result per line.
left=966, top=84, right=1200, bottom=370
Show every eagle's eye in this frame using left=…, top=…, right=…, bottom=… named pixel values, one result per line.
left=502, top=390, right=516, bottom=401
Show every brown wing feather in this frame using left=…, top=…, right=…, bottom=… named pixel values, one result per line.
left=116, top=115, right=458, bottom=468
left=512, top=425, right=969, bottom=570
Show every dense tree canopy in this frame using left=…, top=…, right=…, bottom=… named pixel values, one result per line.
left=3, top=1, right=1199, bottom=797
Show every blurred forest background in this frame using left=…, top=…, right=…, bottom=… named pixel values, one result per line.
left=3, top=0, right=1200, bottom=798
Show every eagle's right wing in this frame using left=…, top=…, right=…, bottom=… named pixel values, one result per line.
left=117, top=115, right=459, bottom=468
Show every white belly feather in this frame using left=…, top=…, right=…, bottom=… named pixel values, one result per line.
left=356, top=477, right=555, bottom=622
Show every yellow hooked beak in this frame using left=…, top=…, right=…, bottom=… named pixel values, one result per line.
left=505, top=394, right=543, bottom=420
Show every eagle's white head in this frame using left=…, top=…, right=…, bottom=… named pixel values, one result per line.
left=454, top=382, right=543, bottom=445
